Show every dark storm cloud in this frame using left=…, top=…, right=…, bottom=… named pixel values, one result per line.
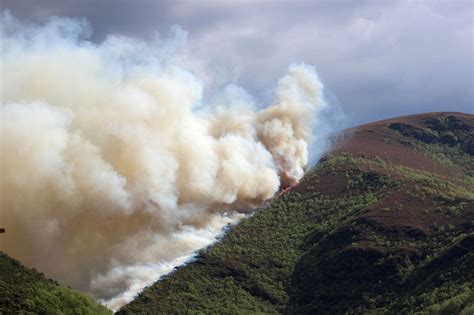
left=3, top=0, right=473, bottom=125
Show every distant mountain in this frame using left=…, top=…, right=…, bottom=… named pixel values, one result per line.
left=0, top=252, right=111, bottom=314
left=119, top=112, right=474, bottom=314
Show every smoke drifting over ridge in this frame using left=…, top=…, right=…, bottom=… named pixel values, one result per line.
left=0, top=14, right=329, bottom=309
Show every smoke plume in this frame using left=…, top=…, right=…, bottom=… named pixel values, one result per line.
left=0, top=13, right=327, bottom=310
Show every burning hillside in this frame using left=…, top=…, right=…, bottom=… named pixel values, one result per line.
left=0, top=14, right=328, bottom=309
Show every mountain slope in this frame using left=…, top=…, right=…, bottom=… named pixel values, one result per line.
left=0, top=252, right=111, bottom=314
left=119, top=112, right=474, bottom=314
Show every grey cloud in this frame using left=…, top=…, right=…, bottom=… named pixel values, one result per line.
left=3, top=0, right=473, bottom=125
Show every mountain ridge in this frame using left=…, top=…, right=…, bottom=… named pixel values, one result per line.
left=119, top=111, right=474, bottom=314
left=0, top=112, right=472, bottom=314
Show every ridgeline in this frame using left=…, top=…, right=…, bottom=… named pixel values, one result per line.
left=119, top=112, right=474, bottom=314
left=1, top=112, right=472, bottom=314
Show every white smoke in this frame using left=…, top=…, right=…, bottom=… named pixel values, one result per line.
left=0, top=13, right=327, bottom=310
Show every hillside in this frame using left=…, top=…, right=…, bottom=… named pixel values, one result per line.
left=118, top=112, right=474, bottom=314
left=0, top=252, right=111, bottom=314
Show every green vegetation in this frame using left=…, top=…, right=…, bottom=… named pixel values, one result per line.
left=0, top=252, right=111, bottom=314
left=119, top=114, right=474, bottom=314
left=4, top=113, right=470, bottom=314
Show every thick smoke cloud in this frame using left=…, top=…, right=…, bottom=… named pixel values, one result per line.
left=0, top=13, right=327, bottom=310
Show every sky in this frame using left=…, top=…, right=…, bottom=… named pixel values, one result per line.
left=2, top=0, right=473, bottom=125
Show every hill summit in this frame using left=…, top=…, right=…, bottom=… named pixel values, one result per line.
left=119, top=112, right=474, bottom=314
